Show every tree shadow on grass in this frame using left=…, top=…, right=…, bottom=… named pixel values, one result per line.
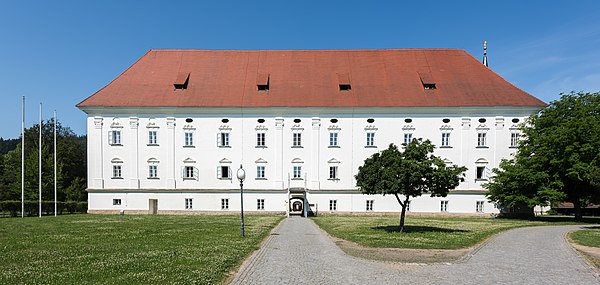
left=507, top=216, right=600, bottom=224
left=372, top=225, right=469, bottom=233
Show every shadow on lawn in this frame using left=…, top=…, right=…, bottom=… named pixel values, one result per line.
left=373, top=225, right=469, bottom=233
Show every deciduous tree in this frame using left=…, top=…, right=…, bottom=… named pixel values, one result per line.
left=355, top=140, right=467, bottom=231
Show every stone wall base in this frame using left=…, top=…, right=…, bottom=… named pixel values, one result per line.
left=87, top=209, right=287, bottom=215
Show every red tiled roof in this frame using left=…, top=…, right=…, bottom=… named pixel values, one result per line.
left=77, top=49, right=545, bottom=108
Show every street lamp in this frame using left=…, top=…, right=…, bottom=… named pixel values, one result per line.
left=237, top=164, right=246, bottom=237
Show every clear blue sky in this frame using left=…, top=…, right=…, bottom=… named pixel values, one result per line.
left=1, top=0, right=599, bottom=138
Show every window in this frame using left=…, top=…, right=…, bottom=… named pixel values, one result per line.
left=219, top=165, right=231, bottom=180
left=184, top=166, right=195, bottom=179
left=477, top=133, right=487, bottom=147
left=476, top=166, right=486, bottom=180
left=329, top=166, right=338, bottom=180
left=257, top=73, right=269, bottom=91
left=293, top=166, right=302, bottom=179
left=366, top=132, right=375, bottom=147
left=148, top=165, right=158, bottom=178
left=476, top=201, right=484, bottom=213
left=221, top=198, right=229, bottom=210
left=185, top=198, right=193, bottom=210
left=440, top=200, right=448, bottom=212
left=423, top=83, right=436, bottom=90
left=184, top=132, right=194, bottom=147
left=256, top=132, right=266, bottom=147
left=366, top=200, right=374, bottom=211
left=404, top=133, right=413, bottom=145
left=293, top=133, right=302, bottom=147
left=110, top=130, right=121, bottom=145
left=329, top=200, right=337, bottom=211
left=338, top=73, right=351, bottom=91
left=256, top=166, right=265, bottom=179
left=219, top=132, right=230, bottom=147
left=510, top=133, right=519, bottom=148
left=329, top=132, right=338, bottom=147
left=405, top=201, right=411, bottom=212
left=113, top=199, right=121, bottom=206
left=148, top=130, right=157, bottom=145
left=441, top=133, right=450, bottom=147
left=112, top=165, right=122, bottom=178
left=257, top=199, right=265, bottom=210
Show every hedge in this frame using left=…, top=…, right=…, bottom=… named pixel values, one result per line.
left=0, top=201, right=87, bottom=217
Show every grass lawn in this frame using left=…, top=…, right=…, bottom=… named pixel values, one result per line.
left=312, top=216, right=598, bottom=249
left=569, top=227, right=600, bottom=247
left=0, top=214, right=283, bottom=284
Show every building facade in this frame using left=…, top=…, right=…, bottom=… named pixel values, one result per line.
left=78, top=49, right=545, bottom=216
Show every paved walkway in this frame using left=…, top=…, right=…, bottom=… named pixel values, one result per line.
left=231, top=217, right=599, bottom=285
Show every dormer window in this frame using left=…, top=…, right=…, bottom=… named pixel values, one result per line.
left=418, top=71, right=436, bottom=90
left=174, top=72, right=190, bottom=90
left=257, top=73, right=269, bottom=91
left=337, top=73, right=351, bottom=91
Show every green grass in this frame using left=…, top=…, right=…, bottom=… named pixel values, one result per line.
left=312, top=216, right=598, bottom=249
left=569, top=227, right=600, bottom=247
left=0, top=214, right=283, bottom=284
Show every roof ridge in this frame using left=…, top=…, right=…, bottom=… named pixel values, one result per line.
left=147, top=48, right=467, bottom=52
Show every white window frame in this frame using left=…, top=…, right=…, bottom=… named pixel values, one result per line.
left=256, top=165, right=266, bottom=179
left=185, top=198, right=193, bottom=210
left=441, top=132, right=450, bottom=147
left=218, top=165, right=232, bottom=180
left=476, top=166, right=486, bottom=180
left=329, top=165, right=338, bottom=180
left=257, top=199, right=265, bottom=210
left=329, top=132, right=338, bottom=147
left=440, top=200, right=448, bottom=212
left=510, top=132, right=519, bottom=148
left=221, top=198, right=229, bottom=210
left=476, top=201, right=484, bottom=213
left=256, top=132, right=266, bottom=147
left=477, top=132, right=487, bottom=147
left=218, top=132, right=230, bottom=147
left=403, top=133, right=413, bottom=145
left=292, top=133, right=302, bottom=147
left=184, top=132, right=194, bottom=147
left=148, top=130, right=158, bottom=145
left=293, top=165, right=302, bottom=179
left=329, top=199, right=337, bottom=211
left=112, top=164, right=122, bottom=179
left=110, top=130, right=122, bottom=145
left=366, top=200, right=374, bottom=211
left=366, top=132, right=375, bottom=147
left=148, top=165, right=158, bottom=179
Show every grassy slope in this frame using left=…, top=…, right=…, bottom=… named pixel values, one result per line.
left=312, top=216, right=597, bottom=249
left=0, top=215, right=282, bottom=284
left=569, top=227, right=600, bottom=247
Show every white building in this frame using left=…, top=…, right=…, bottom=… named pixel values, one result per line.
left=77, top=49, right=545, bottom=216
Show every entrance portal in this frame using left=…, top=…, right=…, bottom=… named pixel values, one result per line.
left=289, top=197, right=304, bottom=216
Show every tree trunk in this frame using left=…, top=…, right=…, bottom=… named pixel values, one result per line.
left=399, top=201, right=407, bottom=232
left=573, top=199, right=583, bottom=221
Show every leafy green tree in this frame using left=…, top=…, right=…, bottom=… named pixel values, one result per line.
left=486, top=92, right=600, bottom=220
left=0, top=119, right=87, bottom=203
left=355, top=139, right=467, bottom=232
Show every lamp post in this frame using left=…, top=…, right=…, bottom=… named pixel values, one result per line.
left=237, top=164, right=246, bottom=237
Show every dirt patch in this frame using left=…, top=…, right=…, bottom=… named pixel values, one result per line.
left=328, top=234, right=478, bottom=264
left=569, top=242, right=600, bottom=269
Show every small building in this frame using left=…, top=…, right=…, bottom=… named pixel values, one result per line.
left=77, top=49, right=545, bottom=216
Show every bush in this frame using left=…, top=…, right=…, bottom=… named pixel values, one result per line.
left=0, top=201, right=87, bottom=217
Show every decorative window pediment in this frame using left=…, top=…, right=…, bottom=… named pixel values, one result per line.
left=364, top=125, right=377, bottom=131
left=291, top=124, right=304, bottom=132
left=475, top=158, right=489, bottom=164
left=146, top=119, right=159, bottom=129
left=111, top=157, right=123, bottom=163
left=219, top=125, right=232, bottom=131
left=183, top=157, right=196, bottom=164
left=476, top=124, right=489, bottom=131
left=327, top=158, right=340, bottom=164
left=439, top=124, right=453, bottom=131
left=328, top=124, right=341, bottom=131
left=147, top=157, right=159, bottom=163
left=255, top=125, right=268, bottom=131
left=110, top=119, right=123, bottom=129
left=443, top=158, right=453, bottom=165
left=402, top=124, right=415, bottom=131
left=219, top=158, right=232, bottom=164
left=291, top=158, right=304, bottom=164
left=509, top=124, right=519, bottom=130
left=183, top=124, right=195, bottom=130
left=255, top=158, right=267, bottom=164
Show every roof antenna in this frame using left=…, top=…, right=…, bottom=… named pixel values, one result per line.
left=483, top=40, right=488, bottom=67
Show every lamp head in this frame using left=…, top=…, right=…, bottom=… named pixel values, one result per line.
left=237, top=164, right=246, bottom=181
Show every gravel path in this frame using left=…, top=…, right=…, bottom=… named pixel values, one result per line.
left=230, top=217, right=599, bottom=284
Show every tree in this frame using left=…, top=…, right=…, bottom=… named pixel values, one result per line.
left=0, top=119, right=87, bottom=202
left=355, top=139, right=467, bottom=232
left=485, top=92, right=600, bottom=220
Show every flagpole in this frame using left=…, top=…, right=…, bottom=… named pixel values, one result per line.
left=39, top=102, right=42, bottom=218
left=21, top=96, right=25, bottom=218
left=54, top=110, right=57, bottom=217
